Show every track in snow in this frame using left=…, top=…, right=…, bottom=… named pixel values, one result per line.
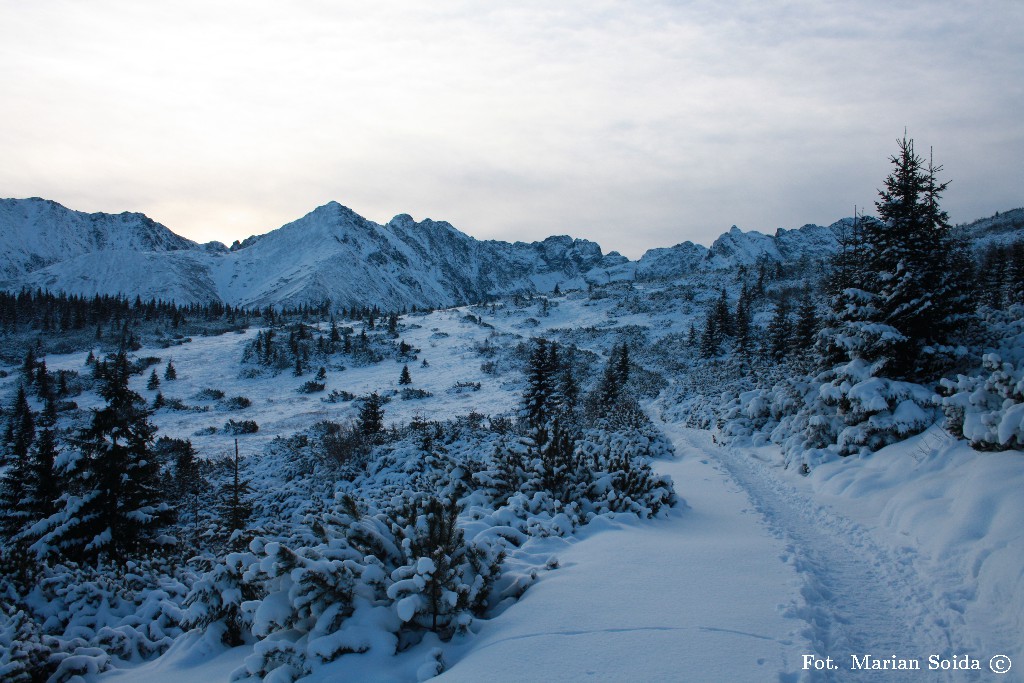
left=666, top=427, right=984, bottom=682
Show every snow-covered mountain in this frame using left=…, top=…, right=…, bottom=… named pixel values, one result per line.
left=955, top=207, right=1024, bottom=247
left=1, top=197, right=1019, bottom=308
left=0, top=199, right=621, bottom=309
left=0, top=198, right=209, bottom=278
left=209, top=202, right=622, bottom=310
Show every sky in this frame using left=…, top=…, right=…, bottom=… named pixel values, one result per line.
left=1, top=0, right=1022, bottom=259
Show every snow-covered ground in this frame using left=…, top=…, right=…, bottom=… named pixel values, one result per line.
left=5, top=283, right=1021, bottom=683
left=97, top=418, right=1023, bottom=682
left=432, top=424, right=809, bottom=682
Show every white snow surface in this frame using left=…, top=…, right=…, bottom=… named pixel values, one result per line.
left=95, top=419, right=1024, bottom=682
left=2, top=272, right=1020, bottom=682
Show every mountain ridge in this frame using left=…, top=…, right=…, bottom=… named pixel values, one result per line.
left=1, top=197, right=1020, bottom=309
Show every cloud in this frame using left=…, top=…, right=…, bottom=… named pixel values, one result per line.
left=1, top=0, right=1021, bottom=258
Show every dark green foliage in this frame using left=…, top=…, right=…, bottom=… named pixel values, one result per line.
left=220, top=441, right=253, bottom=539
left=223, top=395, right=252, bottom=409
left=795, top=286, right=818, bottom=351
left=163, top=359, right=177, bottom=380
left=2, top=385, right=35, bottom=468
left=699, top=313, right=720, bottom=358
left=522, top=338, right=555, bottom=428
left=400, top=387, right=432, bottom=401
left=975, top=238, right=1024, bottom=309
left=224, top=419, right=260, bottom=435
left=154, top=438, right=207, bottom=538
left=399, top=364, right=412, bottom=385
left=358, top=392, right=385, bottom=436
left=820, top=136, right=972, bottom=381
left=195, top=388, right=225, bottom=401
left=712, top=288, right=733, bottom=337
left=734, top=286, right=754, bottom=357
left=39, top=349, right=174, bottom=562
left=591, top=342, right=631, bottom=416
left=539, top=420, right=581, bottom=502
left=0, top=387, right=38, bottom=540
left=558, top=345, right=580, bottom=417
left=316, top=421, right=370, bottom=467
left=147, top=369, right=160, bottom=390
left=766, top=297, right=791, bottom=361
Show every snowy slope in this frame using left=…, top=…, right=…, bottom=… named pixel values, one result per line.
left=0, top=197, right=203, bottom=280
left=10, top=250, right=222, bottom=304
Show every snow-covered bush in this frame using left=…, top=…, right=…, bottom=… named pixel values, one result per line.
left=940, top=353, right=1024, bottom=450
left=817, top=359, right=936, bottom=456
left=0, top=558, right=194, bottom=682
left=710, top=360, right=937, bottom=470
left=203, top=493, right=503, bottom=683
left=225, top=419, right=260, bottom=435
left=0, top=603, right=51, bottom=682
left=181, top=553, right=260, bottom=647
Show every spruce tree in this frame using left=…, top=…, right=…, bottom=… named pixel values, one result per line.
left=558, top=346, right=580, bottom=419
left=8, top=427, right=61, bottom=540
left=766, top=297, right=791, bottom=360
left=220, top=439, right=252, bottom=540
left=540, top=419, right=579, bottom=502
left=821, top=136, right=970, bottom=380
left=592, top=343, right=630, bottom=415
left=2, top=385, right=35, bottom=469
left=38, top=350, right=174, bottom=562
left=735, top=286, right=753, bottom=357
left=34, top=359, right=51, bottom=400
left=699, top=315, right=720, bottom=358
left=164, top=359, right=177, bottom=381
left=614, top=343, right=630, bottom=385
left=399, top=364, right=412, bottom=385
left=522, top=338, right=554, bottom=428
left=795, top=286, right=818, bottom=351
left=358, top=392, right=385, bottom=437
left=147, top=369, right=160, bottom=390
left=712, top=288, right=733, bottom=337
left=22, top=348, right=36, bottom=383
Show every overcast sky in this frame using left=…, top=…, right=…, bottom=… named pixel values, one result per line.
left=1, top=1, right=1021, bottom=258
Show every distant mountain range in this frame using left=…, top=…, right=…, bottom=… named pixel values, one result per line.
left=1, top=197, right=1020, bottom=309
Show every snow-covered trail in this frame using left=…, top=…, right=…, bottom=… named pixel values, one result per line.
left=434, top=427, right=811, bottom=682
left=682, top=427, right=987, bottom=683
